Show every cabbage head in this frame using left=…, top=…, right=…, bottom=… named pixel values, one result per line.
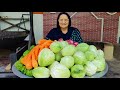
left=38, top=48, right=55, bottom=67
left=97, top=49, right=104, bottom=58
left=73, top=51, right=87, bottom=65
left=76, top=43, right=89, bottom=52
left=59, top=41, right=69, bottom=49
left=55, top=52, right=63, bottom=61
left=71, top=64, right=86, bottom=78
left=50, top=41, right=62, bottom=53
left=61, top=45, right=75, bottom=56
left=88, top=45, right=98, bottom=57
left=92, top=58, right=106, bottom=72
left=96, top=56, right=106, bottom=62
left=84, top=61, right=97, bottom=76
left=50, top=61, right=70, bottom=78
left=32, top=67, right=50, bottom=78
left=60, top=56, right=74, bottom=69
left=85, top=51, right=95, bottom=61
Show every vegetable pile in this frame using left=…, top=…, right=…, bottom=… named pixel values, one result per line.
left=14, top=39, right=106, bottom=78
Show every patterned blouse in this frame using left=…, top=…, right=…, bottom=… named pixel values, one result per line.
left=45, top=27, right=83, bottom=43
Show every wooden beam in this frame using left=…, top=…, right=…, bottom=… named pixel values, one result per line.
left=33, top=12, right=43, bottom=14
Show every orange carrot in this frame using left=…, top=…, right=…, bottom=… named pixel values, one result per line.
left=25, top=59, right=32, bottom=70
left=38, top=39, right=47, bottom=45
left=25, top=53, right=33, bottom=70
left=34, top=46, right=40, bottom=60
left=20, top=54, right=29, bottom=65
left=31, top=52, right=38, bottom=68
left=39, top=45, right=45, bottom=50
left=44, top=45, right=49, bottom=48
left=20, top=39, right=54, bottom=70
left=41, top=40, right=53, bottom=47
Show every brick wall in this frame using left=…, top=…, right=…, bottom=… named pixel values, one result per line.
left=43, top=12, right=119, bottom=44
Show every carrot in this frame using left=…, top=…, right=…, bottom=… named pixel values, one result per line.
left=38, top=48, right=42, bottom=55
left=38, top=39, right=47, bottom=45
left=21, top=54, right=33, bottom=70
left=20, top=54, right=29, bottom=65
left=45, top=45, right=49, bottom=48
left=20, top=39, right=54, bottom=70
left=20, top=58, right=25, bottom=65
left=34, top=46, right=40, bottom=60
left=31, top=52, right=38, bottom=68
left=25, top=53, right=33, bottom=70
left=41, top=40, right=53, bottom=47
left=39, top=45, right=45, bottom=50
left=25, top=59, right=32, bottom=70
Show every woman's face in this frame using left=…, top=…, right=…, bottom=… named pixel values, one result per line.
left=58, top=14, right=69, bottom=29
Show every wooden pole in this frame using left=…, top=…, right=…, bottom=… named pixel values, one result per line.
left=28, top=12, right=35, bottom=49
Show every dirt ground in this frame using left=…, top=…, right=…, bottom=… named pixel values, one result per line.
left=104, top=44, right=120, bottom=78
left=0, top=49, right=12, bottom=73
left=104, top=59, right=120, bottom=78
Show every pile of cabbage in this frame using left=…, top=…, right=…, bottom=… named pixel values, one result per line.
left=32, top=40, right=106, bottom=78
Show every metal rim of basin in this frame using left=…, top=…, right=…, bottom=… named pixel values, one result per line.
left=12, top=62, right=108, bottom=78
left=84, top=62, right=108, bottom=78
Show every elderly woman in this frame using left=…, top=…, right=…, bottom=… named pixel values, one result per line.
left=45, top=12, right=83, bottom=43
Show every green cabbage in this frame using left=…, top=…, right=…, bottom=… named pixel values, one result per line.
left=60, top=56, right=74, bottom=69
left=32, top=67, right=50, bottom=78
left=23, top=50, right=30, bottom=56
left=84, top=61, right=97, bottom=76
left=61, top=45, right=75, bottom=56
left=55, top=52, right=63, bottom=61
left=50, top=41, right=62, bottom=53
left=71, top=64, right=86, bottom=78
left=73, top=51, right=87, bottom=65
left=50, top=61, right=70, bottom=78
left=92, top=58, right=106, bottom=72
left=26, top=69, right=33, bottom=77
left=15, top=60, right=24, bottom=71
left=59, top=41, right=69, bottom=49
left=97, top=49, right=104, bottom=58
left=76, top=43, right=89, bottom=52
left=20, top=66, right=26, bottom=73
left=23, top=68, right=27, bottom=75
left=85, top=51, right=95, bottom=61
left=96, top=56, right=106, bottom=62
left=30, top=45, right=35, bottom=50
left=38, top=48, right=55, bottom=67
left=23, top=45, right=35, bottom=56
left=88, top=45, right=98, bottom=57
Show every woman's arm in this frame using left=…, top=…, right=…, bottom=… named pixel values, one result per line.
left=71, top=28, right=83, bottom=43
